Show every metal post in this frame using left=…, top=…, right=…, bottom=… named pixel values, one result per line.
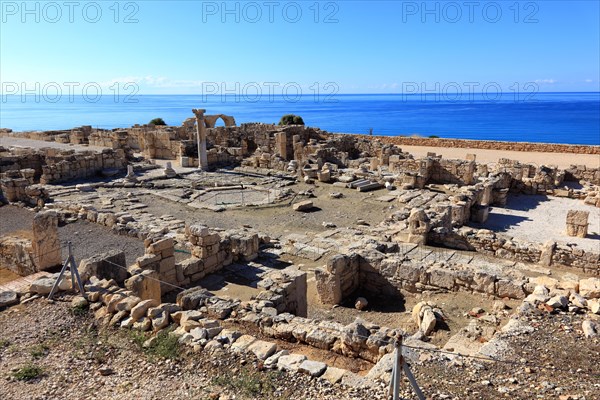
left=403, top=362, right=426, bottom=400
left=388, top=360, right=396, bottom=398
left=68, top=242, right=85, bottom=297
left=393, top=337, right=403, bottom=400
left=48, top=251, right=71, bottom=300
left=48, top=242, right=85, bottom=300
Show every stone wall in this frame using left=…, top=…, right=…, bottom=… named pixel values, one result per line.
left=256, top=268, right=308, bottom=317
left=359, top=135, right=600, bottom=155
left=0, top=210, right=61, bottom=276
left=0, top=236, right=35, bottom=276
left=40, top=148, right=126, bottom=184
left=314, top=245, right=534, bottom=306
left=565, top=165, right=600, bottom=184
left=260, top=313, right=397, bottom=363
left=0, top=147, right=44, bottom=177
left=430, top=227, right=600, bottom=274
left=362, top=248, right=530, bottom=299
left=314, top=254, right=360, bottom=305
left=0, top=169, right=48, bottom=206
left=134, top=238, right=180, bottom=294
left=132, top=227, right=261, bottom=294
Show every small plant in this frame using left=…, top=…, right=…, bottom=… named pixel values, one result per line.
left=278, top=114, right=304, bottom=126
left=149, top=118, right=167, bottom=126
left=211, top=368, right=282, bottom=398
left=0, top=339, right=10, bottom=348
left=144, top=328, right=179, bottom=359
left=12, top=364, right=43, bottom=381
left=30, top=344, right=49, bottom=359
left=70, top=302, right=89, bottom=317
left=129, top=330, right=147, bottom=349
left=428, top=135, right=440, bottom=138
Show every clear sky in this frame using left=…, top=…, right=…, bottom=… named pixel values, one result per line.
left=1, top=0, right=599, bottom=94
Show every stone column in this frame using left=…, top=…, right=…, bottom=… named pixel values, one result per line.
left=32, top=210, right=62, bottom=270
left=192, top=108, right=208, bottom=170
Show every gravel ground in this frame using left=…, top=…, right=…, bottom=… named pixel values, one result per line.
left=57, top=220, right=145, bottom=267
left=0, top=205, right=34, bottom=236
left=0, top=205, right=145, bottom=266
left=1, top=297, right=599, bottom=400
left=0, top=298, right=397, bottom=400
left=136, top=181, right=395, bottom=241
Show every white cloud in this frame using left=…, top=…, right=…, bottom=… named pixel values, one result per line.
left=534, top=79, right=556, bottom=84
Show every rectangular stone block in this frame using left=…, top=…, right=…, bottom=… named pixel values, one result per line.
left=204, top=254, right=219, bottom=272
left=180, top=257, right=202, bottom=276
left=161, top=247, right=174, bottom=258
left=159, top=256, right=175, bottom=273
left=148, top=238, right=174, bottom=253
left=137, top=253, right=161, bottom=268
left=198, top=233, right=220, bottom=246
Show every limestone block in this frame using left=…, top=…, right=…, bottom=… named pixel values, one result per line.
left=566, top=210, right=589, bottom=237
left=148, top=238, right=174, bottom=254
left=314, top=268, right=342, bottom=305
left=125, top=270, right=161, bottom=303
left=31, top=210, right=61, bottom=270
left=159, top=256, right=175, bottom=274
left=79, top=250, right=128, bottom=284
left=580, top=278, right=600, bottom=299
left=293, top=200, right=313, bottom=212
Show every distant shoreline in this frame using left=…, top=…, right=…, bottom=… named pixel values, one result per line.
left=2, top=92, right=599, bottom=144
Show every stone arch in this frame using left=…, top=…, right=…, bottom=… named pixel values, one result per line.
left=204, top=114, right=236, bottom=128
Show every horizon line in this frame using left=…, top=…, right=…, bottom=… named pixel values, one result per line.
left=2, top=91, right=600, bottom=96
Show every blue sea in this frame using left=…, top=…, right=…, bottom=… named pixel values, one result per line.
left=1, top=92, right=599, bottom=145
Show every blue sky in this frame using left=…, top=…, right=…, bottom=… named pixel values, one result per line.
left=1, top=0, right=599, bottom=94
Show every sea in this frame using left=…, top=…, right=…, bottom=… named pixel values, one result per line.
left=1, top=92, right=599, bottom=145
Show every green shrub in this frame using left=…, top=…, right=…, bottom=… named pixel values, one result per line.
left=149, top=118, right=167, bottom=126
left=278, top=114, right=304, bottom=126
left=428, top=135, right=440, bottom=138
left=129, top=331, right=147, bottom=349
left=12, top=364, right=43, bottom=381
left=212, top=368, right=282, bottom=397
left=30, top=344, right=49, bottom=359
left=70, top=302, right=89, bottom=317
left=144, top=329, right=179, bottom=359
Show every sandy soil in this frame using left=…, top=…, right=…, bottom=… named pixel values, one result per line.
left=0, top=137, right=107, bottom=152
left=471, top=194, right=600, bottom=253
left=400, top=144, right=600, bottom=169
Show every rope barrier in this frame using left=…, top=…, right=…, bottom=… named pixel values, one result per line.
left=23, top=241, right=600, bottom=380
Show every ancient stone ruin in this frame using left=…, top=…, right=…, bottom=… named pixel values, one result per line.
left=1, top=111, right=599, bottom=397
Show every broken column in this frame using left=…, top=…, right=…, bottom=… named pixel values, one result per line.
left=192, top=108, right=208, bottom=170
left=317, top=164, right=331, bottom=183
left=164, top=161, right=176, bottom=178
left=31, top=210, right=62, bottom=271
left=125, top=164, right=137, bottom=182
left=566, top=210, right=589, bottom=238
